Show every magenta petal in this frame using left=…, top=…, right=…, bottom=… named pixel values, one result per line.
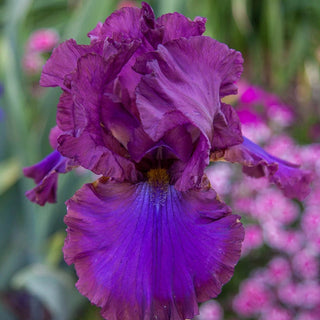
left=49, top=125, right=63, bottom=149
left=172, top=133, right=210, bottom=191
left=88, top=6, right=143, bottom=43
left=135, top=36, right=243, bottom=142
left=157, top=13, right=206, bottom=43
left=223, top=137, right=312, bottom=200
left=64, top=178, right=244, bottom=320
left=211, top=103, right=243, bottom=150
left=56, top=91, right=86, bottom=133
left=23, top=151, right=71, bottom=205
left=58, top=132, right=137, bottom=182
left=56, top=54, right=138, bottom=181
left=40, top=40, right=100, bottom=89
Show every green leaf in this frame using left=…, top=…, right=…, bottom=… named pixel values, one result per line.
left=12, top=264, right=84, bottom=320
left=0, top=158, right=21, bottom=195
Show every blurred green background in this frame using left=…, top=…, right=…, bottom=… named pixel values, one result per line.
left=0, top=0, right=319, bottom=319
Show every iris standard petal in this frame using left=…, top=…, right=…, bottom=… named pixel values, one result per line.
left=40, top=39, right=101, bottom=89
left=221, top=137, right=312, bottom=200
left=135, top=36, right=243, bottom=143
left=156, top=13, right=206, bottom=43
left=63, top=176, right=244, bottom=320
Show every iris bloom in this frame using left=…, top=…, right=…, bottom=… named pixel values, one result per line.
left=24, top=3, right=312, bottom=320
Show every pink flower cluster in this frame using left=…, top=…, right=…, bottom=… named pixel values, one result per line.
left=202, top=82, right=320, bottom=319
left=23, top=29, right=59, bottom=75
left=236, top=82, right=295, bottom=143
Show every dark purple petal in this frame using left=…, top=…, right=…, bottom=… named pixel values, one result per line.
left=135, top=36, right=243, bottom=142
left=211, top=103, right=243, bottom=150
left=88, top=6, right=145, bottom=44
left=40, top=40, right=101, bottom=89
left=172, top=133, right=210, bottom=191
left=64, top=177, right=243, bottom=320
left=56, top=91, right=86, bottom=134
left=49, top=125, right=63, bottom=149
left=222, top=137, right=312, bottom=200
left=23, top=150, right=71, bottom=205
left=157, top=13, right=206, bottom=43
left=55, top=54, right=139, bottom=181
left=58, top=132, right=138, bottom=182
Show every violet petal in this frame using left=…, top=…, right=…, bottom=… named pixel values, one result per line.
left=157, top=13, right=206, bottom=43
left=135, top=36, right=243, bottom=143
left=222, top=137, right=312, bottom=200
left=64, top=178, right=244, bottom=320
left=23, top=150, right=70, bottom=205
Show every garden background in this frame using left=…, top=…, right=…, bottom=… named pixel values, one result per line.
left=0, top=0, right=320, bottom=319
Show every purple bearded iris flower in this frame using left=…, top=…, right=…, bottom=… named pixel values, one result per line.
left=24, top=3, right=312, bottom=320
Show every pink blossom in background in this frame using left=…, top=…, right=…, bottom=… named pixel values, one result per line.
left=117, top=0, right=138, bottom=8
left=233, top=278, right=272, bottom=317
left=296, top=311, right=320, bottom=320
left=22, top=52, right=44, bottom=75
left=292, top=250, right=319, bottom=279
left=237, top=109, right=271, bottom=143
left=297, top=281, right=320, bottom=308
left=205, top=163, right=233, bottom=196
left=241, top=224, right=264, bottom=255
left=253, top=189, right=298, bottom=224
left=195, top=300, right=223, bottom=320
left=266, top=104, right=294, bottom=128
left=260, top=306, right=292, bottom=320
left=277, top=282, right=300, bottom=307
left=238, top=82, right=264, bottom=104
left=23, top=29, right=59, bottom=75
left=237, top=81, right=295, bottom=130
left=27, top=29, right=59, bottom=52
left=266, top=135, right=301, bottom=163
left=227, top=80, right=320, bottom=320
left=267, top=256, right=291, bottom=285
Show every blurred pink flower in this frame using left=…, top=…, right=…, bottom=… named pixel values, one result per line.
left=277, top=282, right=300, bottom=306
left=237, top=109, right=271, bottom=143
left=292, top=250, right=319, bottom=279
left=242, top=224, right=264, bottom=255
left=205, top=163, right=233, bottom=196
left=260, top=306, right=292, bottom=320
left=27, top=29, right=59, bottom=52
left=267, top=256, right=291, bottom=285
left=22, top=52, right=44, bottom=75
left=117, top=0, right=138, bottom=8
left=195, top=300, right=223, bottom=320
left=296, top=281, right=320, bottom=308
left=253, top=188, right=299, bottom=224
left=233, top=278, right=272, bottom=316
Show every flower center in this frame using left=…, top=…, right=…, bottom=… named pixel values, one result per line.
left=147, top=168, right=169, bottom=187
left=147, top=168, right=170, bottom=208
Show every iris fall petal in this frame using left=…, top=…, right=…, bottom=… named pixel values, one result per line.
left=64, top=178, right=244, bottom=320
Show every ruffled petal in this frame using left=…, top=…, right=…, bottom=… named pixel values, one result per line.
left=56, top=53, right=139, bottom=181
left=211, top=103, right=243, bottom=151
left=64, top=178, right=244, bottom=320
left=88, top=6, right=145, bottom=43
left=157, top=13, right=206, bottom=43
left=221, top=137, right=312, bottom=200
left=172, top=133, right=210, bottom=191
left=58, top=132, right=137, bottom=182
left=135, top=36, right=243, bottom=142
left=40, top=40, right=101, bottom=89
left=23, top=150, right=71, bottom=205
